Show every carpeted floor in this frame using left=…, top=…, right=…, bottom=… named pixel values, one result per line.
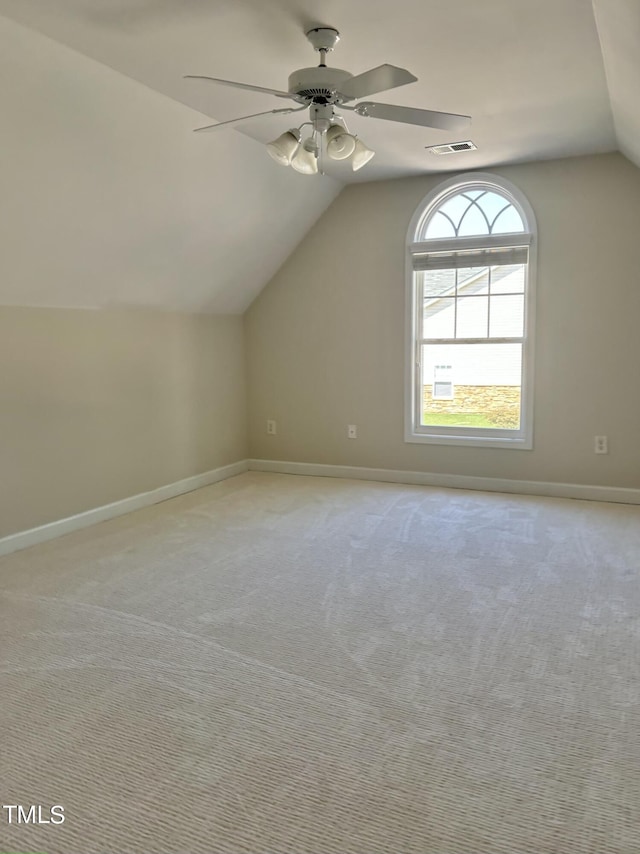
left=1, top=471, right=639, bottom=853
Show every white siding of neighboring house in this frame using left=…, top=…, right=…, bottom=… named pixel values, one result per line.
left=423, top=266, right=523, bottom=386
left=423, top=343, right=522, bottom=386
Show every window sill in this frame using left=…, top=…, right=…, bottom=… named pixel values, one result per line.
left=405, top=429, right=533, bottom=450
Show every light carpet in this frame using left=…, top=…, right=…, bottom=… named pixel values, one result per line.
left=1, top=472, right=639, bottom=853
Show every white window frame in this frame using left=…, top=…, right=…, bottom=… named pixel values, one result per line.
left=405, top=173, right=537, bottom=450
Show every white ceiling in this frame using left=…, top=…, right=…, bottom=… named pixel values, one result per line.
left=592, top=0, right=640, bottom=171
left=0, top=12, right=340, bottom=313
left=0, top=0, right=637, bottom=312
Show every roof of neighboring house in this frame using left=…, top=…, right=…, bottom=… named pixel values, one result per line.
left=424, top=266, right=518, bottom=306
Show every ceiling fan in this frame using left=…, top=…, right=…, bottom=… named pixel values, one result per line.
left=186, top=27, right=471, bottom=174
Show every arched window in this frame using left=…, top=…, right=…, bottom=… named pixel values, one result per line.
left=405, top=174, right=536, bottom=448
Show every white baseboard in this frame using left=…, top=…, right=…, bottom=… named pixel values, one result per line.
left=249, top=459, right=640, bottom=505
left=0, top=459, right=249, bottom=557
left=3, top=457, right=637, bottom=558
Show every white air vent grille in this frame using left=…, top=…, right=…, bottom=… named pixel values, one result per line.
left=433, top=381, right=454, bottom=399
left=427, top=140, right=477, bottom=155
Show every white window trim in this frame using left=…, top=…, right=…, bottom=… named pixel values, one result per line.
left=404, top=172, right=537, bottom=450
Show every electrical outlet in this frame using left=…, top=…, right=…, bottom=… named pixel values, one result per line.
left=267, top=420, right=277, bottom=435
left=594, top=435, right=608, bottom=454
left=347, top=424, right=357, bottom=439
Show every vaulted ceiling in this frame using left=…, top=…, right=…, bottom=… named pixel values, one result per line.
left=0, top=0, right=637, bottom=313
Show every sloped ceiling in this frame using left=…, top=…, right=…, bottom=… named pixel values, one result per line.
left=0, top=14, right=340, bottom=313
left=592, top=0, right=640, bottom=171
left=0, top=0, right=637, bottom=313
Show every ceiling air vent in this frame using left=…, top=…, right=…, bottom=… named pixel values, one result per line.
left=427, top=140, right=477, bottom=155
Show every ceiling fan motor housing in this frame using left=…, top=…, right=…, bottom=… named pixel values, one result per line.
left=288, top=67, right=353, bottom=105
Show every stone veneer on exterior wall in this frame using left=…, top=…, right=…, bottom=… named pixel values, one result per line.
left=423, top=385, right=521, bottom=429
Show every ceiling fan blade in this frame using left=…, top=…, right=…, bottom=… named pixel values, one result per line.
left=184, top=75, right=294, bottom=100
left=338, top=64, right=417, bottom=100
left=353, top=101, right=471, bottom=131
left=193, top=106, right=305, bottom=132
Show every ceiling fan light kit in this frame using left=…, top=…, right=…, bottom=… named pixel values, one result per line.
left=187, top=25, right=471, bottom=176
left=266, top=129, right=301, bottom=165
left=351, top=137, right=376, bottom=171
left=325, top=123, right=357, bottom=160
left=291, top=137, right=320, bottom=175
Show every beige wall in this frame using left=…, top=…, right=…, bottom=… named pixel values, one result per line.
left=0, top=308, right=246, bottom=538
left=3, top=152, right=638, bottom=543
left=245, top=153, right=640, bottom=489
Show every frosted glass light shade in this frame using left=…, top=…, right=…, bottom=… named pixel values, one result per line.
left=351, top=138, right=375, bottom=171
left=266, top=130, right=300, bottom=166
left=291, top=138, right=319, bottom=174
left=325, top=124, right=356, bottom=160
